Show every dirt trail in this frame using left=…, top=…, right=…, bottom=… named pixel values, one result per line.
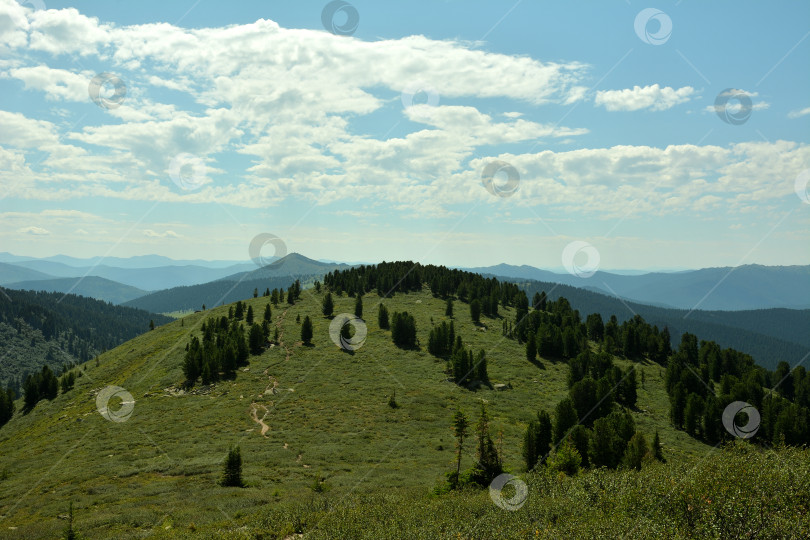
left=250, top=402, right=271, bottom=437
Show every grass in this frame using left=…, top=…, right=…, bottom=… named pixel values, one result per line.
left=0, top=286, right=763, bottom=538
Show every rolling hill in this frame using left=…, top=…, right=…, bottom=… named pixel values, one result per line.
left=5, top=276, right=148, bottom=305
left=0, top=268, right=807, bottom=538
left=123, top=253, right=354, bottom=314
left=0, top=262, right=54, bottom=285
left=466, top=263, right=810, bottom=311
left=512, top=278, right=809, bottom=371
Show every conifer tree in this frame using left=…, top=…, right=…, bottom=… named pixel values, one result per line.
left=301, top=316, right=313, bottom=345
left=451, top=409, right=469, bottom=487
left=651, top=430, right=665, bottom=462
left=253, top=288, right=258, bottom=298
left=221, top=446, right=244, bottom=487
left=553, top=397, right=579, bottom=444
left=246, top=305, right=254, bottom=325
left=354, top=294, right=363, bottom=319
left=378, top=303, right=389, bottom=329
left=623, top=432, right=648, bottom=471
left=264, top=303, right=272, bottom=323
left=445, top=298, right=453, bottom=318
left=235, top=301, right=244, bottom=320
left=471, top=402, right=502, bottom=485
left=322, top=293, right=334, bottom=318
left=526, top=333, right=537, bottom=362
left=249, top=323, right=264, bottom=355
left=470, top=299, right=481, bottom=324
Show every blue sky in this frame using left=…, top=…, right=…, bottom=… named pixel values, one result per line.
left=0, top=0, right=808, bottom=270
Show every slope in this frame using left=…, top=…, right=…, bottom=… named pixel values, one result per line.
left=513, top=278, right=809, bottom=371
left=0, top=286, right=709, bottom=538
left=0, top=262, right=54, bottom=285
left=5, top=276, right=148, bottom=304
left=467, top=263, right=810, bottom=311
left=0, top=288, right=172, bottom=391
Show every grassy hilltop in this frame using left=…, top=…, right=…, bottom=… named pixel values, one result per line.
left=0, top=282, right=808, bottom=539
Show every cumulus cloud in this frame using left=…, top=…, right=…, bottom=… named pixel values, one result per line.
left=18, top=226, right=49, bottom=235
left=594, top=84, right=695, bottom=112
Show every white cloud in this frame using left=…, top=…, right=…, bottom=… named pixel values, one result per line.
left=143, top=229, right=180, bottom=238
left=4, top=65, right=90, bottom=101
left=18, top=226, right=49, bottom=235
left=595, top=84, right=695, bottom=112
left=788, top=107, right=810, bottom=119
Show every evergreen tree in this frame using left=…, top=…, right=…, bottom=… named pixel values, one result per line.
left=249, top=323, right=264, bottom=355
left=246, top=305, right=254, bottom=325
left=221, top=446, right=244, bottom=487
left=523, top=410, right=552, bottom=470
left=651, top=430, right=665, bottom=462
left=470, top=402, right=502, bottom=485
left=451, top=409, right=469, bottom=487
left=271, top=289, right=279, bottom=306
left=253, top=288, right=258, bottom=298
left=322, top=293, right=334, bottom=318
left=470, top=299, right=481, bottom=324
left=355, top=294, right=363, bottom=319
left=445, top=298, right=453, bottom=318
left=378, top=303, right=389, bottom=329
left=391, top=312, right=417, bottom=349
left=0, top=387, right=15, bottom=428
left=263, top=303, right=272, bottom=323
left=553, top=397, right=579, bottom=444
left=526, top=333, right=537, bottom=363
left=623, top=432, right=648, bottom=471
left=149, top=319, right=155, bottom=331
left=234, top=301, right=244, bottom=320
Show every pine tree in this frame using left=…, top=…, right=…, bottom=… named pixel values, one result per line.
left=149, top=319, right=155, bottom=331
left=445, top=298, right=453, bottom=318
left=549, top=437, right=581, bottom=476
left=553, top=397, right=579, bottom=444
left=249, top=323, right=264, bottom=355
left=301, top=316, right=313, bottom=345
left=221, top=446, right=244, bottom=487
left=322, top=293, right=334, bottom=318
left=378, top=303, right=389, bottom=329
left=263, top=303, right=272, bottom=323
left=246, top=305, right=254, bottom=325
left=235, top=301, right=244, bottom=320
left=471, top=402, right=502, bottom=485
left=451, top=409, right=469, bottom=487
left=355, top=294, right=363, bottom=319
left=253, top=288, right=258, bottom=298
left=526, top=334, right=537, bottom=363
left=470, top=299, right=481, bottom=324
left=651, top=430, right=665, bottom=462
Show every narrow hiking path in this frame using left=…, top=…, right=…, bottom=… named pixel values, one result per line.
left=249, top=402, right=271, bottom=437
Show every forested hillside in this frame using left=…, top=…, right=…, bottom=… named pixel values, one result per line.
left=0, top=288, right=170, bottom=391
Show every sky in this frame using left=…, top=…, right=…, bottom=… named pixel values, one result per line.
left=0, top=0, right=809, bottom=271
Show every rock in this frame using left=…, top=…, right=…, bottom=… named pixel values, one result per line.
left=494, top=383, right=512, bottom=391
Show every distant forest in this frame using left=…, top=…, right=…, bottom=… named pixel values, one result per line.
left=0, top=288, right=170, bottom=392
